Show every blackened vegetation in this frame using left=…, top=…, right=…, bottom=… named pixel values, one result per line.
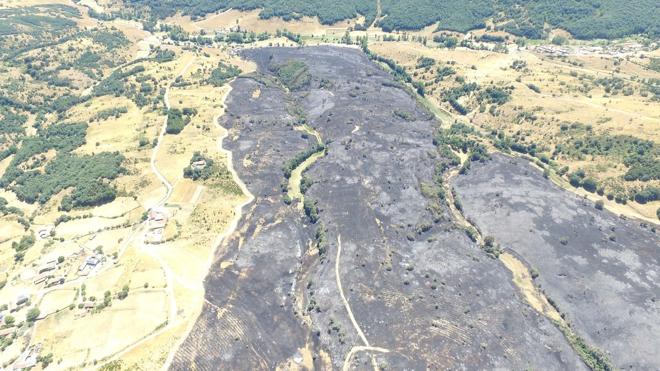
left=174, top=47, right=588, bottom=370
left=453, top=154, right=660, bottom=369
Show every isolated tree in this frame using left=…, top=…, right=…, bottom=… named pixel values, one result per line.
left=26, top=308, right=40, bottom=323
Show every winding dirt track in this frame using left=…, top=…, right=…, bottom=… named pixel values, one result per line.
left=160, top=90, right=256, bottom=371
left=96, top=58, right=197, bottom=367
left=149, top=58, right=195, bottom=209
left=335, top=234, right=390, bottom=371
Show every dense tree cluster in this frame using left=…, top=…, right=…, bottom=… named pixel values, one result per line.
left=555, top=134, right=659, bottom=182
left=208, top=62, right=241, bottom=87
left=271, top=60, right=312, bottom=91
left=183, top=152, right=215, bottom=180
left=434, top=123, right=489, bottom=162
left=165, top=108, right=197, bottom=134
left=0, top=122, right=124, bottom=210
left=282, top=143, right=326, bottom=179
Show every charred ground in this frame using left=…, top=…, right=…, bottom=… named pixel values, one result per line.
left=453, top=154, right=660, bottom=370
left=171, top=46, right=594, bottom=370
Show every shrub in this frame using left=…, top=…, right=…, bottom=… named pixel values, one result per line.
left=582, top=178, right=598, bottom=193
left=165, top=109, right=186, bottom=134
left=26, top=307, right=40, bottom=323
left=569, top=174, right=582, bottom=187
left=633, top=187, right=660, bottom=204
left=527, top=83, right=541, bottom=93
left=551, top=35, right=567, bottom=45
left=595, top=200, right=604, bottom=210
left=416, top=56, right=435, bottom=69
left=303, top=199, right=319, bottom=224
left=117, top=285, right=129, bottom=300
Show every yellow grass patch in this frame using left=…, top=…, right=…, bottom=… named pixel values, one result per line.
left=169, top=179, right=202, bottom=205
left=499, top=252, right=564, bottom=323
left=193, top=9, right=359, bottom=36
left=39, top=289, right=77, bottom=317
left=34, top=290, right=168, bottom=369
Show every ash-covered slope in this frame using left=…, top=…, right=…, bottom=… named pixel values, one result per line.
left=171, top=46, right=584, bottom=370
left=454, top=154, right=660, bottom=370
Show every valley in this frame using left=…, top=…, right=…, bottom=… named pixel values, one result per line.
left=0, top=1, right=658, bottom=370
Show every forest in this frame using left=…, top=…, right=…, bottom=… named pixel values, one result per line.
left=0, top=122, right=125, bottom=209
left=125, top=0, right=659, bottom=39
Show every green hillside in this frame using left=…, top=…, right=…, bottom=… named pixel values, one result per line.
left=125, top=0, right=659, bottom=39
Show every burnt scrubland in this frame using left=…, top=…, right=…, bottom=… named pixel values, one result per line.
left=170, top=46, right=617, bottom=370
left=453, top=154, right=660, bottom=369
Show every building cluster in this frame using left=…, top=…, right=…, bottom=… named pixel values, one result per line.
left=146, top=207, right=169, bottom=244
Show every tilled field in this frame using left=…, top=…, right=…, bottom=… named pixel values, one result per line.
left=172, top=46, right=588, bottom=370
left=453, top=154, right=660, bottom=370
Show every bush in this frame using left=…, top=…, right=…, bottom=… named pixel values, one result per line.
left=416, top=56, right=435, bottom=69
left=634, top=187, right=660, bottom=204
left=551, top=35, right=567, bottom=45
left=582, top=178, right=598, bottom=193
left=569, top=174, right=582, bottom=187
left=595, top=200, right=604, bottom=210
left=165, top=108, right=196, bottom=135
left=117, top=285, right=129, bottom=300
left=303, top=198, right=319, bottom=224
left=527, top=83, right=541, bottom=93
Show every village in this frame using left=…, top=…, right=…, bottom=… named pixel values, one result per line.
left=0, top=205, right=171, bottom=369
